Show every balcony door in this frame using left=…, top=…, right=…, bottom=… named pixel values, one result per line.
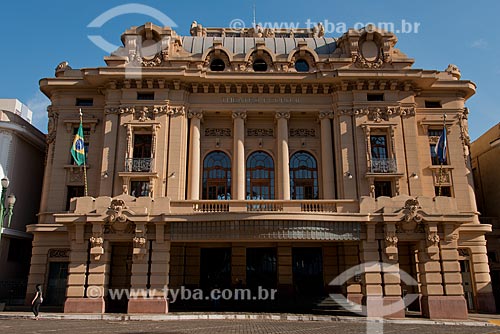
left=202, top=151, right=231, bottom=200
left=246, top=151, right=275, bottom=200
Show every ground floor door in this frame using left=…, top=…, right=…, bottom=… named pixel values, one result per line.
left=45, top=262, right=69, bottom=306
left=106, top=243, right=132, bottom=313
left=460, top=259, right=475, bottom=311
left=292, top=248, right=324, bottom=301
left=246, top=247, right=277, bottom=291
left=200, top=248, right=232, bottom=291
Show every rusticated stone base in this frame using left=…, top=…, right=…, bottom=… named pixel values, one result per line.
left=64, top=297, right=105, bottom=313
left=364, top=296, right=405, bottom=318
left=347, top=293, right=363, bottom=305
left=476, top=292, right=496, bottom=313
left=128, top=298, right=169, bottom=314
left=421, top=295, right=468, bottom=319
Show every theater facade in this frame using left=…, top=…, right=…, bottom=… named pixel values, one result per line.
left=27, top=22, right=495, bottom=319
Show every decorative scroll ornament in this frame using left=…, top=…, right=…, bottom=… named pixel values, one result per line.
left=132, top=51, right=165, bottom=67
left=397, top=198, right=424, bottom=233
left=339, top=106, right=415, bottom=118
left=318, top=111, right=334, bottom=120
left=47, top=105, right=58, bottom=145
left=89, top=233, right=104, bottom=260
left=232, top=111, right=247, bottom=120
left=275, top=111, right=290, bottom=120
left=187, top=110, right=203, bottom=119
left=166, top=106, right=185, bottom=117
left=48, top=249, right=70, bottom=258
left=384, top=231, right=399, bottom=260
left=247, top=128, right=274, bottom=137
left=289, top=129, right=316, bottom=137
left=106, top=199, right=128, bottom=224
left=205, top=128, right=231, bottom=137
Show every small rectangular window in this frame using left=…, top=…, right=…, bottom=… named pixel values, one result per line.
left=76, top=98, right=93, bottom=106
left=425, top=101, right=442, bottom=108
left=137, top=92, right=155, bottom=100
left=131, top=181, right=150, bottom=197
left=374, top=181, right=392, bottom=197
left=435, top=186, right=452, bottom=197
left=367, top=93, right=384, bottom=101
left=428, top=129, right=443, bottom=137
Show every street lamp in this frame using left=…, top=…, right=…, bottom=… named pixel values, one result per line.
left=0, top=177, right=16, bottom=242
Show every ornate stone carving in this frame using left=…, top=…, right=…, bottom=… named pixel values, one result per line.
left=166, top=106, right=185, bottom=117
left=68, top=168, right=84, bottom=183
left=55, top=61, right=71, bottom=72
left=133, top=52, right=163, bottom=67
left=397, top=198, right=424, bottom=233
left=47, top=106, right=58, bottom=144
left=446, top=64, right=461, bottom=80
left=106, top=199, right=128, bottom=224
left=187, top=110, right=203, bottom=119
left=89, top=233, right=104, bottom=260
left=232, top=111, right=247, bottom=120
left=205, top=128, right=231, bottom=137
left=247, top=128, right=274, bottom=137
left=458, top=107, right=471, bottom=163
left=275, top=111, right=290, bottom=120
left=48, top=248, right=70, bottom=258
left=289, top=129, right=316, bottom=137
left=318, top=111, right=334, bottom=120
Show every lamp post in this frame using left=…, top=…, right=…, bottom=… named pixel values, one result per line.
left=0, top=177, right=16, bottom=243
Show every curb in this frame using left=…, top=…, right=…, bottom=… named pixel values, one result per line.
left=0, top=312, right=495, bottom=327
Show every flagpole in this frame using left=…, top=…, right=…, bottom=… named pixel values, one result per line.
left=80, top=109, right=88, bottom=197
left=437, top=113, right=447, bottom=196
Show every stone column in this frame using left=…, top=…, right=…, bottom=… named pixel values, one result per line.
left=418, top=223, right=446, bottom=319
left=360, top=237, right=384, bottom=317
left=187, top=110, right=203, bottom=200
left=467, top=235, right=496, bottom=313
left=436, top=224, right=469, bottom=318
left=277, top=243, right=293, bottom=304
left=380, top=223, right=405, bottom=318
left=100, top=109, right=119, bottom=196
left=344, top=244, right=362, bottom=305
left=319, top=111, right=336, bottom=199
left=276, top=111, right=291, bottom=199
left=231, top=244, right=246, bottom=286
left=232, top=111, right=247, bottom=200
left=128, top=230, right=170, bottom=314
left=64, top=237, right=92, bottom=312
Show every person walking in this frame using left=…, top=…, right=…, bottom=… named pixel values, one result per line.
left=31, top=284, right=43, bottom=320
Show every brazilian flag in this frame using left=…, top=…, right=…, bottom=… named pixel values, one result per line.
left=71, top=122, right=86, bottom=166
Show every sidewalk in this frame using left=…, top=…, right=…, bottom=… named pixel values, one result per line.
left=0, top=311, right=497, bottom=327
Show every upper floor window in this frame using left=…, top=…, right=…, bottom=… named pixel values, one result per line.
left=126, top=134, right=152, bottom=172
left=367, top=93, right=384, bottom=102
left=246, top=151, right=274, bottom=199
left=76, top=98, right=93, bottom=107
left=253, top=59, right=268, bottom=72
left=137, top=92, right=155, bottom=100
left=374, top=180, right=392, bottom=198
left=202, top=151, right=231, bottom=200
left=425, top=101, right=442, bottom=108
left=294, top=59, right=309, bottom=72
left=210, top=58, right=226, bottom=71
left=130, top=180, right=149, bottom=197
left=290, top=151, right=318, bottom=199
left=370, top=135, right=388, bottom=159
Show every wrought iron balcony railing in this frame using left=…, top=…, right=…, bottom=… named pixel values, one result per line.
left=370, top=158, right=397, bottom=173
left=125, top=158, right=153, bottom=172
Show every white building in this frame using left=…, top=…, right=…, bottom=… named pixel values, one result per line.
left=0, top=101, right=45, bottom=304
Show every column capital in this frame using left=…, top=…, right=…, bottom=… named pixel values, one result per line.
left=275, top=111, right=290, bottom=120
left=318, top=110, right=334, bottom=120
left=232, top=110, right=247, bottom=120
left=187, top=109, right=203, bottom=119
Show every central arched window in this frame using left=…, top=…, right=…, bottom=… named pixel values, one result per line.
left=253, top=58, right=268, bottom=72
left=246, top=151, right=275, bottom=199
left=290, top=151, right=318, bottom=199
left=210, top=58, right=225, bottom=71
left=202, top=151, right=231, bottom=200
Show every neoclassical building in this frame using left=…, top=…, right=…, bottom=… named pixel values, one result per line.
left=27, top=22, right=494, bottom=319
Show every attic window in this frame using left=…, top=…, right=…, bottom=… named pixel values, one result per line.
left=137, top=92, right=155, bottom=100
left=210, top=59, right=225, bottom=71
left=425, top=101, right=442, bottom=108
left=367, top=93, right=384, bottom=102
left=253, top=59, right=268, bottom=72
left=295, top=59, right=309, bottom=72
left=76, top=98, right=93, bottom=107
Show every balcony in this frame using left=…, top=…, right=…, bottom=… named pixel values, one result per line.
left=169, top=199, right=358, bottom=214
left=125, top=158, right=153, bottom=172
left=370, top=158, right=397, bottom=173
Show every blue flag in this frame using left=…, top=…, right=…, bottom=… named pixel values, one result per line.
left=434, top=127, right=447, bottom=164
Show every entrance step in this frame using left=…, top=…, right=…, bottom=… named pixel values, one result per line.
left=313, top=296, right=362, bottom=313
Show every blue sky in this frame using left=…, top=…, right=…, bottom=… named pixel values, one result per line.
left=1, top=0, right=498, bottom=140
